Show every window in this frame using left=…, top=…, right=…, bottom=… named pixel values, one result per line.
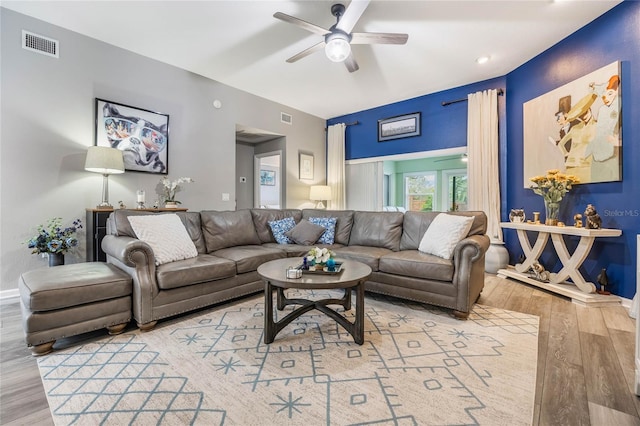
left=442, top=169, right=468, bottom=211
left=405, top=172, right=436, bottom=211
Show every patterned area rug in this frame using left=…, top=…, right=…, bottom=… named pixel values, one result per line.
left=38, top=291, right=538, bottom=425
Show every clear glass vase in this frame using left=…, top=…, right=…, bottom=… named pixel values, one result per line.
left=544, top=199, right=561, bottom=226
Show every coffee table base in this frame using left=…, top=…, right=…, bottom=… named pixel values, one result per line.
left=264, top=281, right=365, bottom=345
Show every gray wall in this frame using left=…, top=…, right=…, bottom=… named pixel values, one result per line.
left=235, top=143, right=255, bottom=210
left=0, top=9, right=326, bottom=293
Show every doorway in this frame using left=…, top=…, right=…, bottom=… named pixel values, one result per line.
left=235, top=125, right=285, bottom=210
left=254, top=151, right=283, bottom=208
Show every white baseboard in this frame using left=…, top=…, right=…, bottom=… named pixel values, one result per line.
left=0, top=288, right=20, bottom=301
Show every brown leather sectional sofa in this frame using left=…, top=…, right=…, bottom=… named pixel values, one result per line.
left=102, top=208, right=489, bottom=330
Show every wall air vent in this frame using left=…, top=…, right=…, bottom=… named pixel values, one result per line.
left=22, top=30, right=59, bottom=58
left=281, top=112, right=292, bottom=125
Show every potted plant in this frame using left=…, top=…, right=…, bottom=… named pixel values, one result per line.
left=26, top=217, right=83, bottom=266
left=160, top=176, right=194, bottom=208
left=529, top=169, right=579, bottom=225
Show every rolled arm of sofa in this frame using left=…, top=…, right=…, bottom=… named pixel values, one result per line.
left=452, top=234, right=490, bottom=316
left=102, top=235, right=158, bottom=326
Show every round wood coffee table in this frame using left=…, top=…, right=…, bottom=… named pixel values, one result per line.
left=257, top=258, right=372, bottom=345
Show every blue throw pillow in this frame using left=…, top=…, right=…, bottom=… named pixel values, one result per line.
left=308, top=217, right=337, bottom=244
left=268, top=217, right=296, bottom=244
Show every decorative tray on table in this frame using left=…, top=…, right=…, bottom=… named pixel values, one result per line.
left=299, top=262, right=344, bottom=275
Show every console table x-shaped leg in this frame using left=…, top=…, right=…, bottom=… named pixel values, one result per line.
left=514, top=229, right=596, bottom=292
left=503, top=222, right=622, bottom=295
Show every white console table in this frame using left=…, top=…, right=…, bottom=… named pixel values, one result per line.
left=498, top=222, right=622, bottom=307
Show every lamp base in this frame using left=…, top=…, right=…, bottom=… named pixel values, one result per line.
left=96, top=202, right=113, bottom=210
left=316, top=201, right=326, bottom=209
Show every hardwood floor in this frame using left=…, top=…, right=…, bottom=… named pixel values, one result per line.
left=1, top=274, right=639, bottom=425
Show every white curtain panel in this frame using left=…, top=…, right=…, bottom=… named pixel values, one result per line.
left=345, top=161, right=383, bottom=211
left=327, top=123, right=346, bottom=210
left=467, top=89, right=502, bottom=242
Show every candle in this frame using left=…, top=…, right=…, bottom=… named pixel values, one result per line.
left=137, top=190, right=145, bottom=203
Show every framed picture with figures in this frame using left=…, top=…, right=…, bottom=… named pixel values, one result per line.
left=95, top=98, right=169, bottom=174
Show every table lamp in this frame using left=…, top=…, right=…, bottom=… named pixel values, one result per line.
left=84, top=146, right=125, bottom=209
left=310, top=185, right=332, bottom=209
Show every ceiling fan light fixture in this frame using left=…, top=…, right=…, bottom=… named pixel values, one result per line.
left=325, top=33, right=351, bottom=62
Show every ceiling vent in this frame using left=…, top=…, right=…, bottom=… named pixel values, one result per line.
left=281, top=112, right=292, bottom=125
left=22, top=30, right=59, bottom=58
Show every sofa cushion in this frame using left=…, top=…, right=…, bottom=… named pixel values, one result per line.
left=110, top=209, right=207, bottom=254
left=400, top=211, right=487, bottom=251
left=379, top=250, right=454, bottom=282
left=268, top=217, right=296, bottom=244
left=128, top=214, right=198, bottom=265
left=308, top=217, right=337, bottom=244
left=333, top=245, right=392, bottom=272
left=251, top=209, right=303, bottom=243
left=213, top=245, right=286, bottom=274
left=261, top=243, right=344, bottom=257
left=285, top=219, right=326, bottom=245
left=302, top=209, right=354, bottom=245
left=418, top=213, right=474, bottom=260
left=348, top=211, right=404, bottom=251
left=201, top=210, right=261, bottom=252
left=156, top=254, right=237, bottom=290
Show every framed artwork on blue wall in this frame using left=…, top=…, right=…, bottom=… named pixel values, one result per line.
left=523, top=61, right=621, bottom=186
left=378, top=112, right=421, bottom=142
left=95, top=98, right=169, bottom=174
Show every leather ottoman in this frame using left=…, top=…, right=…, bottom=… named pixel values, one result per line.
left=19, top=262, right=132, bottom=356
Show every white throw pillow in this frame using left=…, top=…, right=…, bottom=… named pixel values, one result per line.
left=418, top=214, right=475, bottom=260
left=128, top=214, right=198, bottom=265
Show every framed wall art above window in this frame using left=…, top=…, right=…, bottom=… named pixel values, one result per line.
left=95, top=98, right=169, bottom=174
left=378, top=112, right=421, bottom=142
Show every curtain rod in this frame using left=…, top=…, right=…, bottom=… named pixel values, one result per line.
left=325, top=121, right=359, bottom=130
left=442, top=88, right=504, bottom=107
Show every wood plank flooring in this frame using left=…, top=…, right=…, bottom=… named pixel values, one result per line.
left=1, top=274, right=639, bottom=425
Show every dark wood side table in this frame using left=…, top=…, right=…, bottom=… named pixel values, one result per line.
left=257, top=258, right=372, bottom=345
left=85, top=207, right=188, bottom=262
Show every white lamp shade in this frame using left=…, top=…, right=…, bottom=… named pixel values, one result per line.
left=84, top=146, right=125, bottom=174
left=310, top=185, right=332, bottom=201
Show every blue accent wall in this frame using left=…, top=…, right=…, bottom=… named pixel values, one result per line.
left=505, top=1, right=639, bottom=299
left=328, top=1, right=639, bottom=299
left=326, top=76, right=506, bottom=161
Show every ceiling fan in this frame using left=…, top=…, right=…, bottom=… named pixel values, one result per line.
left=274, top=0, right=408, bottom=73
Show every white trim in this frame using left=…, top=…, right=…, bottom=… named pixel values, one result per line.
left=345, top=147, right=466, bottom=165
left=0, top=289, right=20, bottom=301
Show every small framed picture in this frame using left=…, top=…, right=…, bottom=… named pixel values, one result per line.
left=260, top=170, right=276, bottom=186
left=95, top=98, right=169, bottom=174
left=299, top=153, right=314, bottom=180
left=378, top=112, right=421, bottom=142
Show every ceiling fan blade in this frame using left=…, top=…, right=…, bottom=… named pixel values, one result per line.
left=286, top=41, right=325, bottom=63
left=336, top=0, right=370, bottom=34
left=351, top=32, right=409, bottom=45
left=273, top=12, right=330, bottom=36
left=344, top=53, right=359, bottom=73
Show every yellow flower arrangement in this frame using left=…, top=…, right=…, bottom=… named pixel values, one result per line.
left=529, top=169, right=579, bottom=203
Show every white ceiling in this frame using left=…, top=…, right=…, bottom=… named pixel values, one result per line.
left=3, top=0, right=621, bottom=119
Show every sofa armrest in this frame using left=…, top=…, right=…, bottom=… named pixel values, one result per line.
left=452, top=234, right=490, bottom=314
left=102, top=235, right=158, bottom=326
left=453, top=234, right=490, bottom=265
